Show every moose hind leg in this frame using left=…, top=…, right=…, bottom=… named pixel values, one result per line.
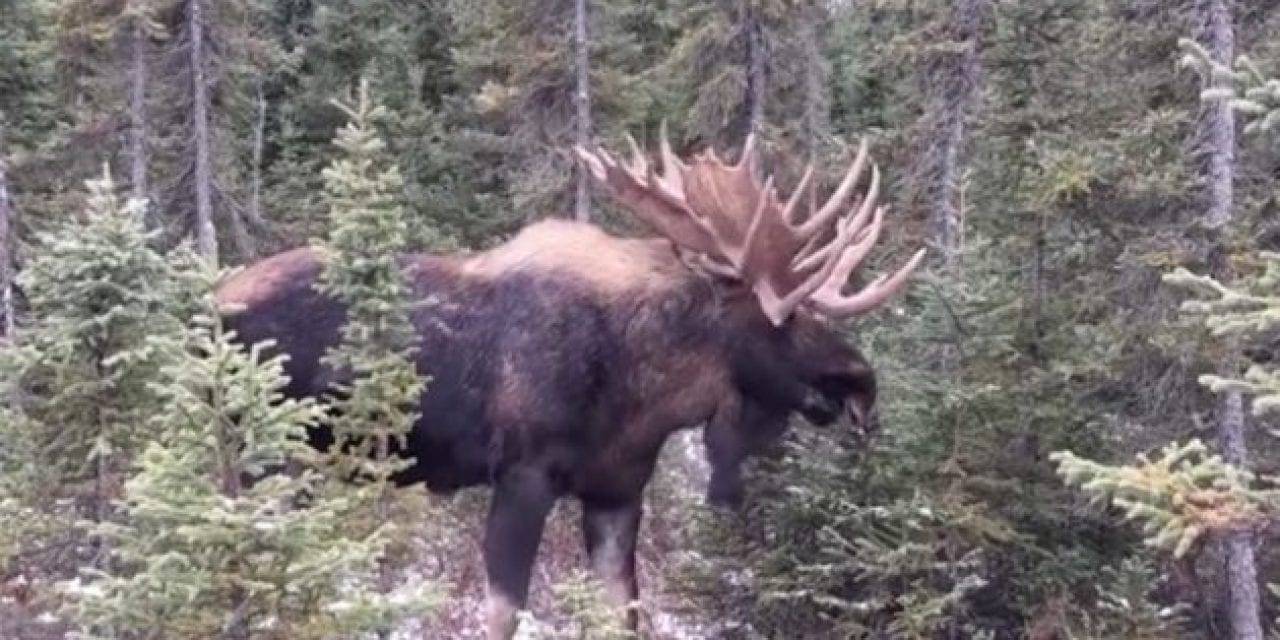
left=483, top=466, right=557, bottom=640
left=582, top=498, right=643, bottom=632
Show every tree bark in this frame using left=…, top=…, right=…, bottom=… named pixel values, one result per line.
left=798, top=5, right=829, bottom=157
left=1196, top=0, right=1261, bottom=638
left=249, top=79, right=267, bottom=230
left=0, top=140, right=12, bottom=340
left=572, top=0, right=592, bottom=222
left=127, top=20, right=149, bottom=205
left=743, top=3, right=766, bottom=139
left=189, top=0, right=218, bottom=263
left=1217, top=389, right=1261, bottom=640
left=1202, top=0, right=1235, bottom=232
left=924, top=0, right=984, bottom=274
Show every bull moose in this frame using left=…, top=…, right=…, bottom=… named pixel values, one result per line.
left=215, top=129, right=925, bottom=639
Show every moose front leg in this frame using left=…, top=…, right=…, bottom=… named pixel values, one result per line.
left=483, top=466, right=557, bottom=640
left=581, top=497, right=643, bottom=632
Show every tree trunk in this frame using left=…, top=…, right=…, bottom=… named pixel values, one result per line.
left=572, top=0, right=592, bottom=222
left=743, top=3, right=766, bottom=139
left=371, top=434, right=396, bottom=640
left=924, top=0, right=984, bottom=274
left=189, top=0, right=218, bottom=263
left=249, top=79, right=267, bottom=230
left=127, top=20, right=149, bottom=205
left=1196, top=0, right=1261, bottom=638
left=1218, top=390, right=1261, bottom=640
left=798, top=5, right=829, bottom=157
left=0, top=140, right=12, bottom=340
left=1202, top=0, right=1235, bottom=232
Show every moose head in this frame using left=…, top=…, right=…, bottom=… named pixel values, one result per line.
left=575, top=129, right=925, bottom=505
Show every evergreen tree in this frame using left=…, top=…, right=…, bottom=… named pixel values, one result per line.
left=311, top=78, right=424, bottom=488
left=0, top=167, right=200, bottom=521
left=0, top=166, right=203, bottom=629
left=143, top=0, right=274, bottom=263
left=5, top=0, right=1280, bottom=636
left=655, top=0, right=833, bottom=149
left=0, top=0, right=83, bottom=231
left=1051, top=32, right=1280, bottom=639
left=309, top=79, right=432, bottom=637
left=61, top=291, right=437, bottom=639
left=52, top=0, right=166, bottom=203
left=448, top=0, right=656, bottom=231
left=261, top=0, right=460, bottom=250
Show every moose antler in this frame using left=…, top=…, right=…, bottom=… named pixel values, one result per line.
left=574, top=127, right=925, bottom=326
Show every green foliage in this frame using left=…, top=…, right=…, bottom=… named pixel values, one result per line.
left=445, top=0, right=659, bottom=231
left=0, top=166, right=202, bottom=521
left=1052, top=440, right=1277, bottom=559
left=310, top=79, right=425, bottom=485
left=60, top=293, right=437, bottom=639
left=0, top=0, right=61, bottom=150
left=1180, top=38, right=1280, bottom=137
left=1064, top=556, right=1192, bottom=639
left=670, top=227, right=1130, bottom=637
left=7, top=0, right=1280, bottom=637
left=1165, top=257, right=1280, bottom=418
left=300, top=80, right=438, bottom=637
left=515, top=570, right=637, bottom=640
left=1048, top=35, right=1280, bottom=637
left=0, top=167, right=204, bottom=629
left=262, top=0, right=463, bottom=249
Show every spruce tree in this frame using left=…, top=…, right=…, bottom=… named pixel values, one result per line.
left=1052, top=440, right=1275, bottom=559
left=262, top=0, right=461, bottom=249
left=1050, top=36, right=1280, bottom=639
left=312, top=78, right=424, bottom=488
left=447, top=0, right=656, bottom=229
left=309, top=79, right=432, bottom=637
left=0, top=166, right=200, bottom=530
left=61, top=291, right=437, bottom=639
left=0, top=166, right=203, bottom=631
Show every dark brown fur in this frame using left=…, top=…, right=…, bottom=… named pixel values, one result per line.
left=216, top=219, right=878, bottom=637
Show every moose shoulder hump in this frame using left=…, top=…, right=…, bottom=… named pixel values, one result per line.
left=461, top=219, right=687, bottom=296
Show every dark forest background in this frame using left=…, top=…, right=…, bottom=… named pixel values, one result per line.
left=4, top=0, right=1280, bottom=638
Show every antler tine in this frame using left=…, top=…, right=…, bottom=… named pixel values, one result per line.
left=810, top=246, right=927, bottom=318
left=781, top=146, right=922, bottom=321
left=790, top=166, right=879, bottom=274
left=824, top=206, right=888, bottom=284
left=751, top=195, right=870, bottom=325
left=806, top=202, right=922, bottom=316
left=657, top=120, right=691, bottom=195
left=733, top=173, right=779, bottom=273
left=796, top=146, right=924, bottom=320
left=794, top=139, right=870, bottom=236
left=580, top=128, right=922, bottom=325
left=572, top=135, right=720, bottom=255
left=736, top=133, right=759, bottom=173
left=795, top=143, right=874, bottom=240
left=573, top=145, right=608, bottom=182
left=658, top=121, right=683, bottom=169
left=783, top=164, right=816, bottom=225
left=624, top=133, right=648, bottom=174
